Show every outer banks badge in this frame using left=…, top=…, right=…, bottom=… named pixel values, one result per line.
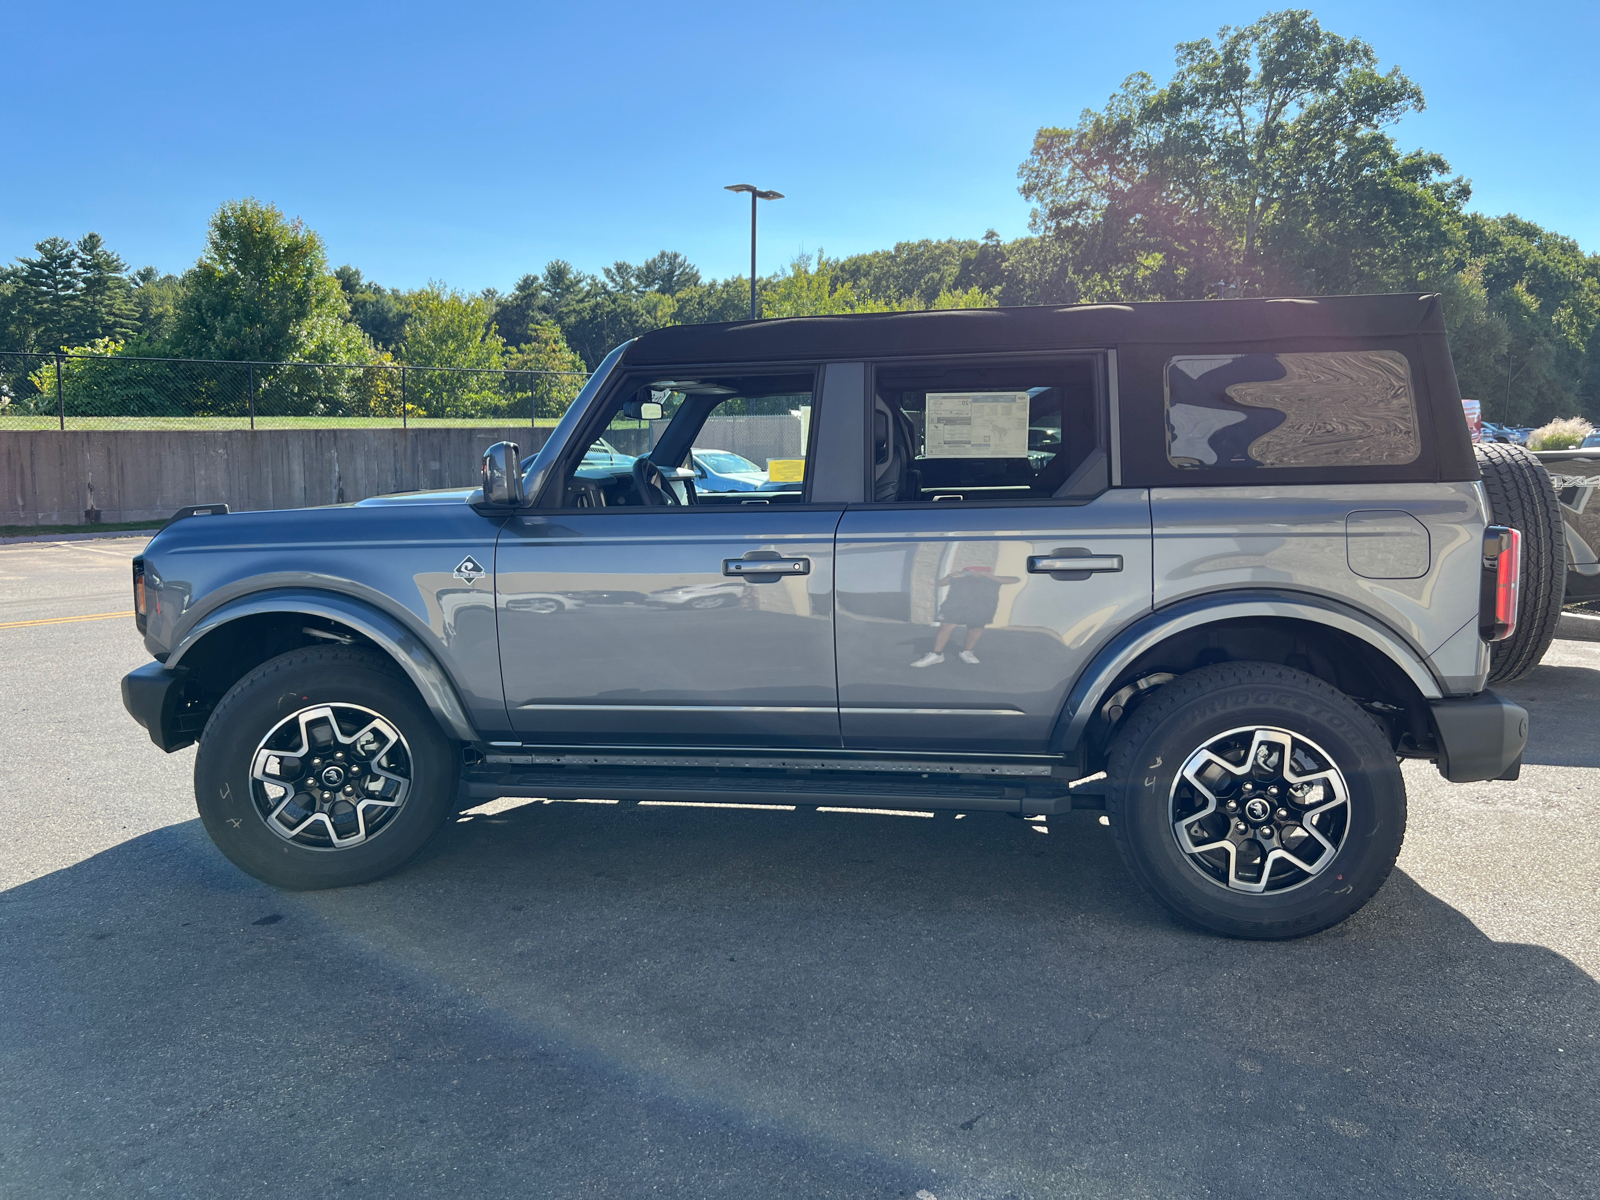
left=454, top=555, right=487, bottom=584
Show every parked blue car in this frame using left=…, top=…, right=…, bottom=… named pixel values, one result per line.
left=577, top=437, right=637, bottom=477
left=691, top=449, right=768, bottom=493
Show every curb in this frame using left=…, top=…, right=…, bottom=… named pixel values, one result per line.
left=0, top=529, right=161, bottom=546
left=1557, top=610, right=1600, bottom=643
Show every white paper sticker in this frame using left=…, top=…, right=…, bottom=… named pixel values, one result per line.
left=924, top=391, right=1030, bottom=458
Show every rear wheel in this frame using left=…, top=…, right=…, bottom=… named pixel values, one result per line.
left=1476, top=442, right=1565, bottom=682
left=1104, top=662, right=1405, bottom=939
left=193, top=646, right=457, bottom=890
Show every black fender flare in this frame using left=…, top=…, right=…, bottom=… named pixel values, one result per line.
left=164, top=587, right=480, bottom=743
left=1050, top=589, right=1445, bottom=754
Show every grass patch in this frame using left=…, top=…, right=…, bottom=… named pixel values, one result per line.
left=0, top=417, right=563, bottom=431
left=2, top=520, right=162, bottom=538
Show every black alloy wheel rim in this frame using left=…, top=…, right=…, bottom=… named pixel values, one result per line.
left=1168, top=725, right=1351, bottom=894
left=249, top=703, right=413, bottom=850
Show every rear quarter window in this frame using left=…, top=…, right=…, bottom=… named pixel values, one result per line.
left=1164, top=350, right=1420, bottom=471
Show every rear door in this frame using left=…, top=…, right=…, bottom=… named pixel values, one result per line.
left=834, top=353, right=1153, bottom=752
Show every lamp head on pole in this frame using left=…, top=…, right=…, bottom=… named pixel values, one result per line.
left=725, top=184, right=784, bottom=201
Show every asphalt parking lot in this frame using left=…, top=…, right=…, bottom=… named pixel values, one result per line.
left=3, top=535, right=1598, bottom=1199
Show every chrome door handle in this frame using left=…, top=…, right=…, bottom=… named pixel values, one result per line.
left=724, top=557, right=810, bottom=576
left=1028, top=554, right=1123, bottom=574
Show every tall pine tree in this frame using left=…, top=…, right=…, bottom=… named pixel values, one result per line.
left=14, top=237, right=84, bottom=350
left=73, top=233, right=137, bottom=345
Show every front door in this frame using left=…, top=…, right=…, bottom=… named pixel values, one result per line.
left=495, top=368, right=843, bottom=747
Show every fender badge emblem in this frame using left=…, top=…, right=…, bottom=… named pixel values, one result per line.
left=454, top=556, right=486, bottom=584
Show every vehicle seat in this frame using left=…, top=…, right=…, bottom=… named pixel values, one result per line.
left=873, top=396, right=920, bottom=501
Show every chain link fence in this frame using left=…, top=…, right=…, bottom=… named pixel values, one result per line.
left=0, top=350, right=591, bottom=431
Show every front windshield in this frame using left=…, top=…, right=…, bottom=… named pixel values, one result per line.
left=520, top=340, right=631, bottom=486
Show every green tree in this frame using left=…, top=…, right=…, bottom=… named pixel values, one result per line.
left=763, top=253, right=997, bottom=317
left=400, top=282, right=507, bottom=416
left=504, top=321, right=588, bottom=417
left=1018, top=10, right=1465, bottom=300
left=488, top=273, right=552, bottom=349
left=834, top=239, right=978, bottom=307
left=0, top=266, right=25, bottom=355
left=538, top=260, right=591, bottom=310
left=671, top=275, right=752, bottom=326
left=636, top=251, right=702, bottom=295
left=129, top=267, right=184, bottom=347
left=25, top=337, right=194, bottom=418
left=10, top=237, right=84, bottom=350
left=173, top=198, right=349, bottom=362
left=73, top=233, right=137, bottom=344
left=335, top=265, right=411, bottom=349
left=557, top=285, right=676, bottom=368
left=1, top=232, right=143, bottom=355
left=762, top=253, right=873, bottom=317
left=1462, top=214, right=1600, bottom=423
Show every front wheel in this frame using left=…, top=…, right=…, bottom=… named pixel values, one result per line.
left=1104, top=662, right=1406, bottom=939
left=193, top=646, right=458, bottom=890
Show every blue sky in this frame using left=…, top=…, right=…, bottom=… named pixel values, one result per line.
left=3, top=0, right=1595, bottom=291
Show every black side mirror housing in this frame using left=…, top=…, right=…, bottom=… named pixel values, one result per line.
left=482, top=441, right=527, bottom=507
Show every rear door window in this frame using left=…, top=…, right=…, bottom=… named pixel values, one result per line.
left=869, top=357, right=1102, bottom=503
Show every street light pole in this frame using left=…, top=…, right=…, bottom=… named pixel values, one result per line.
left=724, top=184, right=783, bottom=319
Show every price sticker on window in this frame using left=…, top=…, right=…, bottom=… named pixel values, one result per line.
left=766, top=458, right=805, bottom=482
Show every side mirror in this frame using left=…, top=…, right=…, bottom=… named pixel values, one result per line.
left=481, top=441, right=526, bottom=507
left=622, top=399, right=663, bottom=421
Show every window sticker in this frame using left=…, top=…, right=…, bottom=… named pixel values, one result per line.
left=924, top=391, right=1031, bottom=458
left=766, top=458, right=806, bottom=482
left=1165, top=351, right=1420, bottom=469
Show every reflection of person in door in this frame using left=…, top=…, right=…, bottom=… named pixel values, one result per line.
left=910, top=565, right=1021, bottom=667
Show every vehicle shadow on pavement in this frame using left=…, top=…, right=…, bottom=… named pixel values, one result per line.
left=1502, top=659, right=1600, bottom=767
left=6, top=803, right=1598, bottom=1199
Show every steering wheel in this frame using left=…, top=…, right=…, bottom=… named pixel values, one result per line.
left=631, top=456, right=682, bottom=506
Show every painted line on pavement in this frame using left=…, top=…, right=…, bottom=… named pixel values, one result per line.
left=0, top=610, right=135, bottom=630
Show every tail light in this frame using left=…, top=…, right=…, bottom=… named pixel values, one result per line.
left=1480, top=527, right=1521, bottom=643
left=133, top=557, right=147, bottom=634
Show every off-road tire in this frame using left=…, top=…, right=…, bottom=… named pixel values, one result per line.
left=193, top=646, right=457, bottom=890
left=1476, top=442, right=1565, bottom=682
left=1104, top=662, right=1406, bottom=939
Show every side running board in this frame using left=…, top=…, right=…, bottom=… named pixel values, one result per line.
left=462, top=752, right=1110, bottom=816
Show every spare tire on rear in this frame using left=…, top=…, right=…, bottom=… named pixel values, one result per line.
left=1475, top=442, right=1565, bottom=682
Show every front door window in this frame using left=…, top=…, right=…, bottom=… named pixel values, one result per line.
left=562, top=373, right=816, bottom=508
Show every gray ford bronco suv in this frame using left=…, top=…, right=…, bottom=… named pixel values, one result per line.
left=122, top=293, right=1532, bottom=939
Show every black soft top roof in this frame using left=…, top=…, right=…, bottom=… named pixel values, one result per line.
left=622, top=292, right=1447, bottom=367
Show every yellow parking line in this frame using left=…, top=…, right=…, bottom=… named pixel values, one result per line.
left=0, top=610, right=134, bottom=630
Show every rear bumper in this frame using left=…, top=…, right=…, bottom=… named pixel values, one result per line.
left=1429, top=690, right=1529, bottom=783
left=121, top=661, right=197, bottom=753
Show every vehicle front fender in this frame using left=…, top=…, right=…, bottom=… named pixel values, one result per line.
left=165, top=587, right=480, bottom=743
left=1051, top=589, right=1445, bottom=754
